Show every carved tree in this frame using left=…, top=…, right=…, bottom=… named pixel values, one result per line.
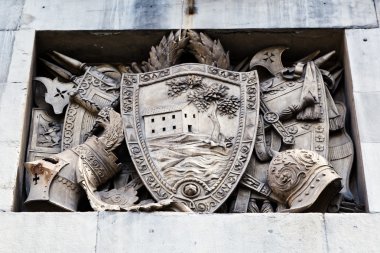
left=167, top=75, right=240, bottom=146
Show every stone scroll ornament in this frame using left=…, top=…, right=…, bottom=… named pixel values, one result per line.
left=25, top=30, right=363, bottom=213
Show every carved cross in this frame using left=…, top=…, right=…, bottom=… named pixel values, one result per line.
left=33, top=173, right=40, bottom=185
left=54, top=88, right=67, bottom=99
left=263, top=52, right=275, bottom=63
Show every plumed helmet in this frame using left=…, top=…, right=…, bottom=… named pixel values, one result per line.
left=267, top=149, right=342, bottom=213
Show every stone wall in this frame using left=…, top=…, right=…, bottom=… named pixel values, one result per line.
left=0, top=0, right=380, bottom=252
left=0, top=212, right=379, bottom=253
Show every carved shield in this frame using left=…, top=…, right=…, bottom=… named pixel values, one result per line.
left=121, top=64, right=260, bottom=212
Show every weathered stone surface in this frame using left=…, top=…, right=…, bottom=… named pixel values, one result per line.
left=0, top=188, right=17, bottom=212
left=325, top=213, right=380, bottom=252
left=0, top=31, right=15, bottom=82
left=0, top=212, right=378, bottom=252
left=344, top=29, right=380, bottom=212
left=0, top=213, right=98, bottom=253
left=97, top=212, right=327, bottom=253
left=0, top=140, right=23, bottom=207
left=0, top=31, right=33, bottom=211
left=345, top=29, right=380, bottom=92
left=0, top=30, right=35, bottom=211
left=190, top=0, right=377, bottom=29
left=6, top=30, right=35, bottom=84
left=20, top=0, right=377, bottom=30
left=0, top=0, right=24, bottom=30
left=360, top=143, right=380, bottom=212
left=0, top=82, right=30, bottom=211
left=353, top=92, right=380, bottom=143
left=375, top=0, right=380, bottom=21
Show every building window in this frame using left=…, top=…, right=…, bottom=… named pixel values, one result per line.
left=188, top=125, right=192, bottom=132
left=185, top=113, right=187, bottom=118
left=173, top=125, right=176, bottom=130
left=193, top=114, right=196, bottom=118
left=151, top=118, right=154, bottom=123
left=162, top=116, right=165, bottom=121
left=172, top=115, right=175, bottom=119
left=152, top=129, right=155, bottom=133
left=163, top=127, right=166, bottom=132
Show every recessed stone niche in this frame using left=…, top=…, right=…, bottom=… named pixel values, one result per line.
left=21, top=29, right=366, bottom=212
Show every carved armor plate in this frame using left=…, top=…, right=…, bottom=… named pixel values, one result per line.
left=260, top=62, right=330, bottom=158
left=61, top=67, right=119, bottom=150
left=121, top=63, right=260, bottom=212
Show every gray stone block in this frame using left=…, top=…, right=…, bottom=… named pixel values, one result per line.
left=375, top=0, right=380, bottom=21
left=190, top=0, right=378, bottom=29
left=6, top=30, right=35, bottom=84
left=360, top=142, right=380, bottom=213
left=97, top=212, right=327, bottom=253
left=345, top=29, right=380, bottom=92
left=0, top=30, right=35, bottom=209
left=20, top=0, right=377, bottom=30
left=0, top=0, right=24, bottom=30
left=0, top=82, right=30, bottom=211
left=1, top=212, right=380, bottom=252
left=0, top=213, right=98, bottom=253
left=0, top=31, right=15, bottom=82
left=0, top=188, right=17, bottom=212
left=353, top=92, right=380, bottom=143
left=0, top=32, right=35, bottom=210
left=325, top=213, right=380, bottom=253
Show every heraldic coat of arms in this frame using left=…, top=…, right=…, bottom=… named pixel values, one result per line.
left=24, top=30, right=362, bottom=213
left=121, top=64, right=259, bottom=212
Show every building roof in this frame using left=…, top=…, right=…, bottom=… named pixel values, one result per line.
left=142, top=102, right=190, bottom=117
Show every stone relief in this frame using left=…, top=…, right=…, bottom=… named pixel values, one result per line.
left=25, top=30, right=363, bottom=213
left=122, top=64, right=258, bottom=212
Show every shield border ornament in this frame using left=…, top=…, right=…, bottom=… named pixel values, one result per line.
left=121, top=63, right=260, bottom=212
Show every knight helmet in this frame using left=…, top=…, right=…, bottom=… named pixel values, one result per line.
left=267, top=149, right=342, bottom=212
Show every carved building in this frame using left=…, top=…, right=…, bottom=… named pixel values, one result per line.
left=143, top=103, right=199, bottom=138
left=0, top=0, right=380, bottom=252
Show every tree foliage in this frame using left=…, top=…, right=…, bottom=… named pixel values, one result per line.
left=167, top=76, right=240, bottom=118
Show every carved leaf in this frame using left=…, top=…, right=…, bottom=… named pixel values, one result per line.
left=97, top=108, right=124, bottom=151
left=187, top=30, right=231, bottom=70
left=146, top=30, right=189, bottom=71
left=98, top=186, right=139, bottom=208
